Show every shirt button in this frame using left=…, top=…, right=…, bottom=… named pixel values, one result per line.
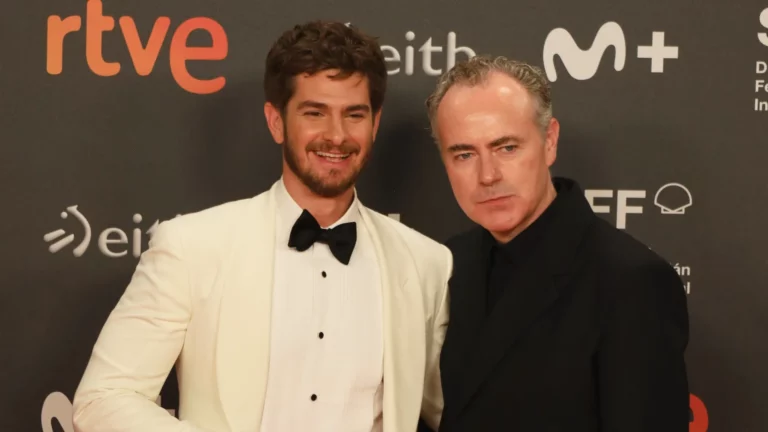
left=311, top=394, right=317, bottom=401
left=321, top=271, right=327, bottom=278
left=318, top=332, right=324, bottom=339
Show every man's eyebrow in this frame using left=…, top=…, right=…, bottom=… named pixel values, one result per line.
left=447, top=143, right=476, bottom=152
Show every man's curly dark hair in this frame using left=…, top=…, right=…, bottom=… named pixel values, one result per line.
left=264, top=21, right=388, bottom=115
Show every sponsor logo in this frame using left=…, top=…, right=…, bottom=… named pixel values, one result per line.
left=755, top=8, right=768, bottom=112
left=345, top=23, right=476, bottom=76
left=46, top=0, right=228, bottom=94
left=41, top=389, right=707, bottom=431
left=585, top=183, right=693, bottom=295
left=44, top=205, right=165, bottom=258
left=689, top=393, right=709, bottom=432
left=584, top=182, right=692, bottom=230
left=673, top=262, right=692, bottom=295
left=543, top=21, right=678, bottom=81
left=42, top=391, right=174, bottom=432
left=43, top=205, right=399, bottom=259
left=42, top=392, right=74, bottom=432
left=654, top=183, right=693, bottom=214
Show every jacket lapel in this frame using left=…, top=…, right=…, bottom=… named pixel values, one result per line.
left=216, top=185, right=277, bottom=431
left=450, top=178, right=596, bottom=416
left=360, top=208, right=424, bottom=432
left=451, top=253, right=559, bottom=415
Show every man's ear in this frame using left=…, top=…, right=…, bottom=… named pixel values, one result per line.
left=264, top=102, right=285, bottom=144
left=371, top=108, right=382, bottom=141
left=544, top=117, right=560, bottom=167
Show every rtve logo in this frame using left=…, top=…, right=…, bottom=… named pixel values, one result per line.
left=542, top=21, right=679, bottom=82
left=46, top=0, right=228, bottom=94
left=584, top=183, right=692, bottom=229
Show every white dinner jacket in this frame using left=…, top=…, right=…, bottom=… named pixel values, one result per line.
left=72, top=181, right=452, bottom=432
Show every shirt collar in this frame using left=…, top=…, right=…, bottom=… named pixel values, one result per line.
left=275, top=177, right=361, bottom=242
left=486, top=180, right=566, bottom=265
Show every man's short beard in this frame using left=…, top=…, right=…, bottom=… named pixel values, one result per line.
left=282, top=127, right=370, bottom=198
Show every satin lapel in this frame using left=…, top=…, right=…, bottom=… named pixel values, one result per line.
left=216, top=186, right=277, bottom=431
left=360, top=208, right=424, bottom=432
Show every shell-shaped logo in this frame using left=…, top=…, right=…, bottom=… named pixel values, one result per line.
left=654, top=183, right=693, bottom=214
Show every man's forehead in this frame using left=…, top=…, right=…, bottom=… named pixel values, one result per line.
left=295, top=70, right=368, bottom=86
left=290, top=73, right=371, bottom=106
left=444, top=79, right=531, bottom=108
left=438, top=84, right=534, bottom=127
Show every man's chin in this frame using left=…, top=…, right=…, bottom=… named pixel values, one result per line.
left=302, top=173, right=357, bottom=198
left=474, top=214, right=523, bottom=236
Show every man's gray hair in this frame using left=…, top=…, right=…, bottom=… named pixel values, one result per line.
left=425, top=55, right=553, bottom=142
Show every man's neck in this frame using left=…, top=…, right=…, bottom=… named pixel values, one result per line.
left=491, top=180, right=557, bottom=244
left=282, top=171, right=355, bottom=228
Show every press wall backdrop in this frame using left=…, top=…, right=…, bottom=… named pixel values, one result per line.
left=3, top=0, right=768, bottom=431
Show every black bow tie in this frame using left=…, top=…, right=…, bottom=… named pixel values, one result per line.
left=288, top=209, right=357, bottom=265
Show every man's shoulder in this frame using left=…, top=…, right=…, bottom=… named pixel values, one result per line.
left=585, top=218, right=685, bottom=308
left=163, top=194, right=263, bottom=233
left=587, top=219, right=687, bottom=331
left=589, top=217, right=674, bottom=273
left=363, top=208, right=451, bottom=274
left=150, top=190, right=270, bottom=256
left=444, top=226, right=486, bottom=258
left=365, top=208, right=445, bottom=253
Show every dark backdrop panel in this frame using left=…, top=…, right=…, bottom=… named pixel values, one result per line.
left=2, top=1, right=766, bottom=431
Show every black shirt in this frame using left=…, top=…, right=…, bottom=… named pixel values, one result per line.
left=484, top=182, right=567, bottom=315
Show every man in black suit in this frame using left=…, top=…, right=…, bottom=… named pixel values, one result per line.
left=422, top=55, right=690, bottom=431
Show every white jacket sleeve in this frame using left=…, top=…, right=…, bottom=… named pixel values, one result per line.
left=72, top=221, right=211, bottom=432
left=421, top=245, right=453, bottom=431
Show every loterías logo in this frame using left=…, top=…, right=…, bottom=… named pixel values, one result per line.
left=46, top=0, right=228, bottom=94
left=542, top=21, right=679, bottom=81
left=43, top=205, right=172, bottom=259
left=689, top=393, right=709, bottom=432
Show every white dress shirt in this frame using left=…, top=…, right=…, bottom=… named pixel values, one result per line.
left=260, top=179, right=384, bottom=432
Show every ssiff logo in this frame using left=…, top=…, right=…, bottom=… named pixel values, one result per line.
left=46, top=0, right=228, bottom=94
left=44, top=205, right=166, bottom=258
left=585, top=182, right=692, bottom=229
left=542, top=21, right=679, bottom=81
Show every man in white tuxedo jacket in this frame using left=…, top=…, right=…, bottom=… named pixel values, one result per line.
left=72, top=20, right=451, bottom=432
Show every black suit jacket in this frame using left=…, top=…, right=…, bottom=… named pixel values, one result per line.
left=436, top=178, right=690, bottom=432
